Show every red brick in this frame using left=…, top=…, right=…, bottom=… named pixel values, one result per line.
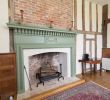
left=11, top=0, right=73, bottom=29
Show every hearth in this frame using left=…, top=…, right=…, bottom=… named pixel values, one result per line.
left=8, top=23, right=77, bottom=93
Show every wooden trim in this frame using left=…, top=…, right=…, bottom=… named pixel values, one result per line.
left=8, top=0, right=10, bottom=8
left=95, top=4, right=98, bottom=59
left=95, top=35, right=97, bottom=59
left=89, top=2, right=92, bottom=32
left=102, top=4, right=108, bottom=48
left=8, top=0, right=11, bottom=21
left=86, top=39, right=95, bottom=41
left=96, top=4, right=98, bottom=32
left=72, top=29, right=102, bottom=35
left=83, top=34, right=86, bottom=54
left=24, top=80, right=85, bottom=100
left=89, top=40, right=92, bottom=58
left=74, top=0, right=77, bottom=29
left=106, top=19, right=110, bottom=24
left=82, top=0, right=85, bottom=31
left=8, top=0, right=14, bottom=22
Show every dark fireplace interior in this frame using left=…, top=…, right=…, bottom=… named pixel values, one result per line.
left=29, top=52, right=67, bottom=85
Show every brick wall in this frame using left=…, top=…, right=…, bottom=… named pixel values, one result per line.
left=12, top=0, right=73, bottom=29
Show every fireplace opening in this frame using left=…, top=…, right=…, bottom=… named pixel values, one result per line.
left=23, top=48, right=71, bottom=91
left=29, top=52, right=65, bottom=86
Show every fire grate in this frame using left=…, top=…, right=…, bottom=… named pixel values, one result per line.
left=36, top=64, right=64, bottom=87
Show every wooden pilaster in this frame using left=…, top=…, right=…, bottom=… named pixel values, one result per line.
left=96, top=4, right=98, bottom=32
left=89, top=2, right=92, bottom=32
left=74, top=0, right=77, bottom=29
left=102, top=5, right=108, bottom=48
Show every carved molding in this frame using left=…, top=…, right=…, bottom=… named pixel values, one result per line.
left=7, top=23, right=76, bottom=37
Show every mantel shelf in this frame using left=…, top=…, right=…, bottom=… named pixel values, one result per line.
left=7, top=23, right=78, bottom=37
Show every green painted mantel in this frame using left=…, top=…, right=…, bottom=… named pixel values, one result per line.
left=7, top=23, right=77, bottom=93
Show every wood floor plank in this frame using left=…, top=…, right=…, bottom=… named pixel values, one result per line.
left=77, top=71, right=110, bottom=89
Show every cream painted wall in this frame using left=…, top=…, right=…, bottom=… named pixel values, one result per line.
left=85, top=0, right=90, bottom=31
left=77, top=0, right=82, bottom=30
left=92, top=3, right=96, bottom=31
left=98, top=5, right=102, bottom=32
left=0, top=0, right=9, bottom=52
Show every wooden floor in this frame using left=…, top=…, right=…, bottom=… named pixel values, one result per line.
left=77, top=71, right=110, bottom=89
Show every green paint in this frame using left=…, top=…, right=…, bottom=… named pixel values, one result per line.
left=8, top=23, right=77, bottom=93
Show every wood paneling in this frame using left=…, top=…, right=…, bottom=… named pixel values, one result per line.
left=0, top=53, right=17, bottom=100
left=102, top=48, right=110, bottom=58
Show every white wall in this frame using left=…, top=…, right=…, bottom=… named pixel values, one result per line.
left=97, top=35, right=102, bottom=58
left=76, top=34, right=83, bottom=74
left=0, top=0, right=9, bottom=52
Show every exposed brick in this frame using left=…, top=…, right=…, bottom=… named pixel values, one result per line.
left=11, top=0, right=73, bottom=29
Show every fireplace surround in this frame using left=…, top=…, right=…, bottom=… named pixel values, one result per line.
left=8, top=23, right=77, bottom=93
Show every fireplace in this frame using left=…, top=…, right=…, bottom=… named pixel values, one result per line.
left=8, top=23, right=77, bottom=93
